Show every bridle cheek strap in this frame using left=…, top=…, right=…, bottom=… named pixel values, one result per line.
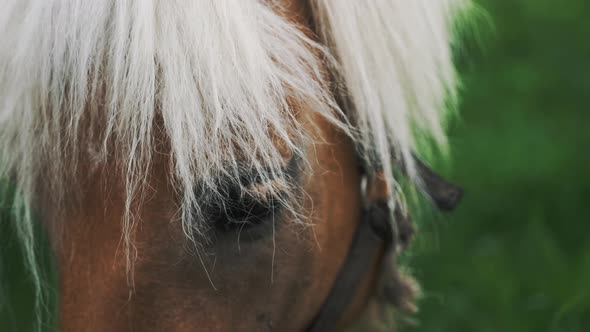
left=306, top=175, right=395, bottom=332
left=306, top=157, right=462, bottom=332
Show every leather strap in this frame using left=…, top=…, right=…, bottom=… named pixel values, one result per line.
left=305, top=157, right=462, bottom=331
left=413, top=157, right=463, bottom=211
left=306, top=199, right=395, bottom=332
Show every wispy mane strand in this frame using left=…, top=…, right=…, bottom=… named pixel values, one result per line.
left=0, top=0, right=470, bottom=325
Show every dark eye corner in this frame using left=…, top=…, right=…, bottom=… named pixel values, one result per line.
left=202, top=182, right=287, bottom=235
left=197, top=156, right=302, bottom=236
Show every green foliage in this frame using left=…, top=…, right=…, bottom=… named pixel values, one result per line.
left=0, top=181, right=57, bottom=331
left=0, top=183, right=35, bottom=331
left=406, top=0, right=590, bottom=331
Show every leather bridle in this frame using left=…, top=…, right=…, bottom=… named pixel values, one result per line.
left=306, top=155, right=463, bottom=332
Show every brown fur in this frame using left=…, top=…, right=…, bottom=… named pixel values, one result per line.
left=39, top=1, right=413, bottom=331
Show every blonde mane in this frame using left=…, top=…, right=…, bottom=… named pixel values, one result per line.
left=0, top=0, right=470, bottom=314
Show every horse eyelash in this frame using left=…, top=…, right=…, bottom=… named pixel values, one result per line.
left=200, top=182, right=287, bottom=235
left=197, top=154, right=302, bottom=233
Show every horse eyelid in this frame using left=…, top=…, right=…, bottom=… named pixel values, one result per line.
left=197, top=153, right=303, bottom=233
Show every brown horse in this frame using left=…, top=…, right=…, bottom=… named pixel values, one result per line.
left=0, top=0, right=470, bottom=331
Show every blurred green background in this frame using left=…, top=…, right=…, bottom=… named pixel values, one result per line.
left=408, top=0, right=590, bottom=331
left=1, top=0, right=589, bottom=331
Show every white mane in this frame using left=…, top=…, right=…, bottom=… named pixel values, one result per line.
left=0, top=0, right=469, bottom=309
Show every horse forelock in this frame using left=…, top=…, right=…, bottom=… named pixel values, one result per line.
left=0, top=0, right=471, bottom=322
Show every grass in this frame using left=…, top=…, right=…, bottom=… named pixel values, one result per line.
left=404, top=0, right=590, bottom=331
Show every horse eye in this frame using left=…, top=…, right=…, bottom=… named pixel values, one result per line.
left=203, top=186, right=284, bottom=234
left=199, top=158, right=301, bottom=237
